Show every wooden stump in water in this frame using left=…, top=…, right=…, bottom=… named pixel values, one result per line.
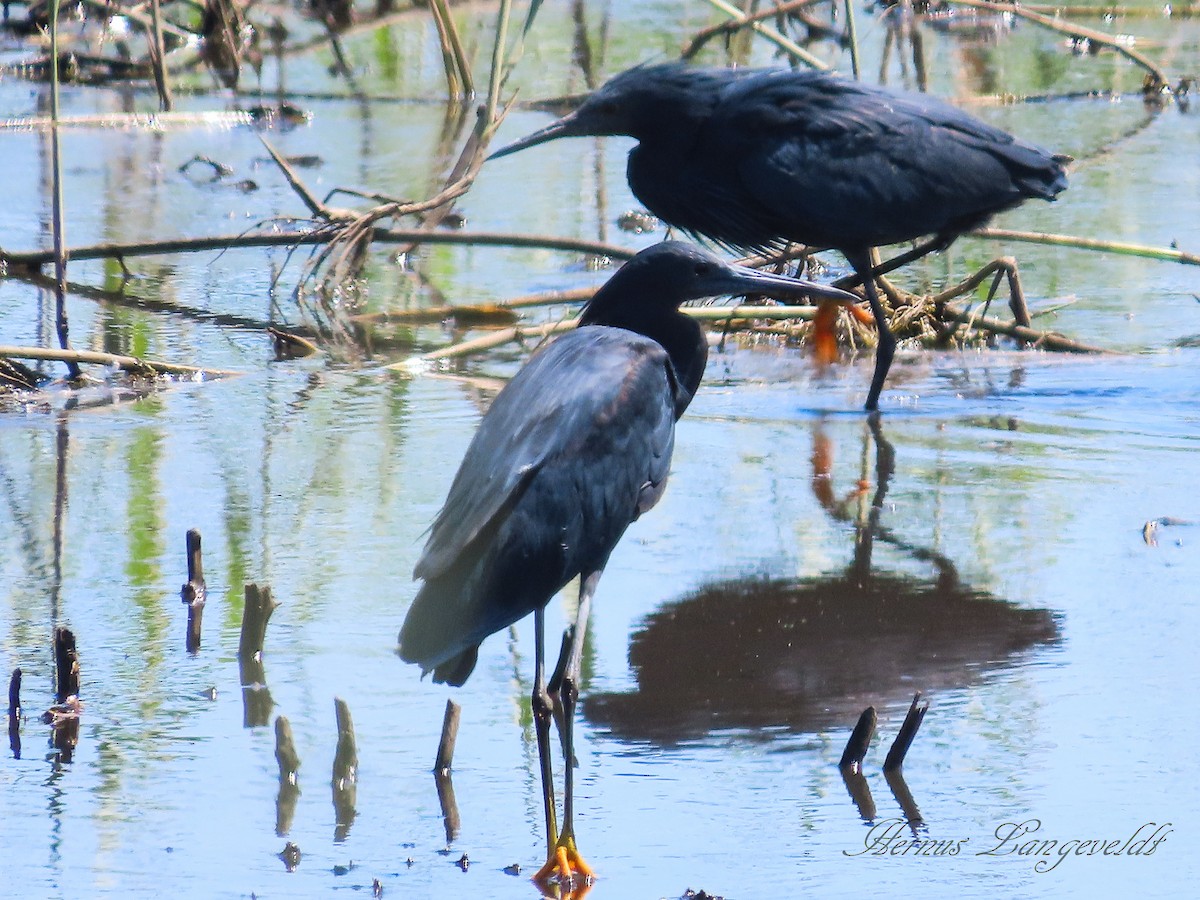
left=275, top=715, right=301, bottom=836
left=53, top=626, right=79, bottom=703
left=839, top=705, right=876, bottom=773
left=181, top=529, right=207, bottom=653
left=239, top=584, right=278, bottom=727
left=434, top=698, right=461, bottom=774
left=883, top=693, right=929, bottom=773
left=332, top=697, right=357, bottom=842
left=7, top=668, right=19, bottom=718
left=239, top=583, right=278, bottom=659
left=7, top=668, right=20, bottom=760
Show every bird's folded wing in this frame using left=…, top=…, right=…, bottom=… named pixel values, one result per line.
left=414, top=327, right=676, bottom=581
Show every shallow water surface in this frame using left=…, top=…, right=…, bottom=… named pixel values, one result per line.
left=2, top=2, right=1199, bottom=898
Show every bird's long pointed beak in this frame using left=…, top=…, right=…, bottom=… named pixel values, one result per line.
left=720, top=263, right=861, bottom=305
left=488, top=113, right=579, bottom=161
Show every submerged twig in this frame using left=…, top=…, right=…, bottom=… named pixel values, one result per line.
left=975, top=228, right=1200, bottom=266
left=0, top=344, right=240, bottom=378
left=937, top=301, right=1105, bottom=353
left=945, top=0, right=1170, bottom=91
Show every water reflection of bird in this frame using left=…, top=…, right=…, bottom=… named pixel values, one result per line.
left=398, top=241, right=858, bottom=884
left=587, top=419, right=1060, bottom=744
left=490, top=62, right=1069, bottom=410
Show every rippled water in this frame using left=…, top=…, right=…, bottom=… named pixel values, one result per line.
left=2, top=2, right=1199, bottom=898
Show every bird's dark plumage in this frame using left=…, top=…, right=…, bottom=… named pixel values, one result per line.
left=490, top=63, right=1069, bottom=409
left=398, top=242, right=859, bottom=685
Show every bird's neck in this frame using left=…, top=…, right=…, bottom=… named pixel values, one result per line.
left=580, top=306, right=707, bottom=417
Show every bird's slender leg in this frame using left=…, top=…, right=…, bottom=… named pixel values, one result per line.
left=534, top=571, right=600, bottom=886
left=532, top=606, right=560, bottom=860
left=833, top=235, right=950, bottom=291
left=847, top=249, right=896, bottom=412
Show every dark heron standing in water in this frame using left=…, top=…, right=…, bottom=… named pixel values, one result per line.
left=489, top=62, right=1070, bottom=410
left=399, top=242, right=858, bottom=884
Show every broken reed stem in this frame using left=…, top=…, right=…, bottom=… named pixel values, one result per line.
left=239, top=583, right=279, bottom=659
left=181, top=529, right=207, bottom=653
left=47, top=0, right=80, bottom=381
left=883, top=693, right=930, bottom=772
left=945, top=0, right=1170, bottom=89
left=843, top=0, right=862, bottom=81
left=698, top=0, right=830, bottom=70
left=0, top=344, right=241, bottom=378
left=147, top=0, right=173, bottom=111
left=53, top=626, right=79, bottom=703
left=487, top=0, right=513, bottom=114
left=430, top=0, right=474, bottom=99
left=839, top=706, right=877, bottom=773
left=430, top=0, right=461, bottom=97
left=434, top=698, right=462, bottom=774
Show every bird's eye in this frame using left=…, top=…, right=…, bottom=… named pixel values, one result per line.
left=694, top=262, right=712, bottom=276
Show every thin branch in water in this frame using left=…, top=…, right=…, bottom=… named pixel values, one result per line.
left=46, top=0, right=80, bottom=380
left=429, top=0, right=474, bottom=99
left=944, top=0, right=1171, bottom=91
left=147, top=0, right=173, bottom=110
left=682, top=0, right=828, bottom=60
left=0, top=344, right=242, bottom=378
left=695, top=0, right=830, bottom=70
left=0, top=227, right=634, bottom=271
left=974, top=228, right=1200, bottom=266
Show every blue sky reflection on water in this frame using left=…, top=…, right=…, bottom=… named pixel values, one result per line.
left=2, top=1, right=1200, bottom=898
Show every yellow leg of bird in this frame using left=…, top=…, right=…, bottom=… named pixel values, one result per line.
left=533, top=573, right=600, bottom=892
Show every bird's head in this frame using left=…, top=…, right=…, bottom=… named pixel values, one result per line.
left=581, top=241, right=860, bottom=326
left=489, top=63, right=719, bottom=159
left=580, top=241, right=859, bottom=412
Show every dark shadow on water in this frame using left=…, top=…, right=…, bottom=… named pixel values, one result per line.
left=585, top=570, right=1061, bottom=744
left=586, top=416, right=1061, bottom=745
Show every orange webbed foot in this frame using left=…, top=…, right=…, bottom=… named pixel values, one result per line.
left=533, top=837, right=594, bottom=895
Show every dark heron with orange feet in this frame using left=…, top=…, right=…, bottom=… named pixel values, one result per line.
left=399, top=242, right=859, bottom=885
left=490, top=62, right=1069, bottom=411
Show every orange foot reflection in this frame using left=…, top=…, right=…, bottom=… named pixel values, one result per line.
left=533, top=837, right=594, bottom=897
